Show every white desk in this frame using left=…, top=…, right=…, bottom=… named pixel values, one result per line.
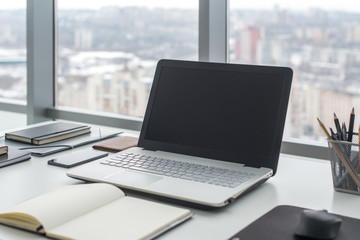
left=0, top=135, right=359, bottom=240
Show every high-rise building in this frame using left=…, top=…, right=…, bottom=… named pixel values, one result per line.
left=234, top=26, right=261, bottom=63
left=74, top=29, right=93, bottom=50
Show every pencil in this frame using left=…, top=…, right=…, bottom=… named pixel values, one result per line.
left=348, top=107, right=355, bottom=142
left=317, top=118, right=331, bottom=139
left=317, top=118, right=360, bottom=188
left=334, top=113, right=342, bottom=139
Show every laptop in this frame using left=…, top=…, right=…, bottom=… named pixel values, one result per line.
left=67, top=59, right=293, bottom=208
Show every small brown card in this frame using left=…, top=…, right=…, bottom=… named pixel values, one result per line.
left=92, top=136, right=138, bottom=153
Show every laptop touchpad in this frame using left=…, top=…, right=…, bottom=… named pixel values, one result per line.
left=105, top=171, right=162, bottom=187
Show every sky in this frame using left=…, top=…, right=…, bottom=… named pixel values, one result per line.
left=0, top=0, right=360, bottom=12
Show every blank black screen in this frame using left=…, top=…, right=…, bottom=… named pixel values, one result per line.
left=141, top=62, right=291, bottom=171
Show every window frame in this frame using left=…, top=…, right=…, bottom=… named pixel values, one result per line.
left=27, top=0, right=55, bottom=124
left=1, top=0, right=329, bottom=159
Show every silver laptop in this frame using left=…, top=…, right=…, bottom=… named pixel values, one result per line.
left=67, top=59, right=293, bottom=208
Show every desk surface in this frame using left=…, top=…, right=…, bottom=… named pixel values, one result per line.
left=0, top=133, right=359, bottom=240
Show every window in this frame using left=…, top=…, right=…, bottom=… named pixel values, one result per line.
left=57, top=1, right=198, bottom=118
left=0, top=1, right=27, bottom=130
left=230, top=1, right=360, bottom=141
left=3, top=1, right=335, bottom=159
left=0, top=1, right=26, bottom=103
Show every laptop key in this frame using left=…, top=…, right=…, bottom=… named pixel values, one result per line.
left=105, top=153, right=255, bottom=188
left=180, top=175, right=196, bottom=180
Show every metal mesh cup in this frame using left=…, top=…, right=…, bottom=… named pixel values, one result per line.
left=328, top=134, right=360, bottom=195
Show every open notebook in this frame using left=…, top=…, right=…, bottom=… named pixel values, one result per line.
left=0, top=183, right=192, bottom=240
left=68, top=59, right=293, bottom=207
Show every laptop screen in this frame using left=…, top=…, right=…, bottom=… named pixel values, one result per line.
left=139, top=60, right=293, bottom=174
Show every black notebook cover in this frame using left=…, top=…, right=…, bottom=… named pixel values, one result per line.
left=0, top=147, right=31, bottom=168
left=228, top=205, right=360, bottom=240
left=5, top=122, right=89, bottom=145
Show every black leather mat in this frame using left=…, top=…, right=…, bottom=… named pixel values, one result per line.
left=228, top=205, right=360, bottom=240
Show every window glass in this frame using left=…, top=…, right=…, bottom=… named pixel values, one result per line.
left=57, top=1, right=198, bottom=117
left=0, top=1, right=26, bottom=102
left=0, top=110, right=26, bottom=131
left=230, top=1, right=360, bottom=140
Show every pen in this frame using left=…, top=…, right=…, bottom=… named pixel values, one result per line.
left=334, top=113, right=342, bottom=140
left=341, top=123, right=347, bottom=141
left=347, top=107, right=355, bottom=142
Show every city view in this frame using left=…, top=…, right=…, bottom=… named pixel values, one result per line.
left=57, top=6, right=198, bottom=117
left=229, top=6, right=360, bottom=140
left=0, top=8, right=26, bottom=102
left=1, top=4, right=360, bottom=141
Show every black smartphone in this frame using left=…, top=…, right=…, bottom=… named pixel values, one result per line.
left=48, top=149, right=108, bottom=168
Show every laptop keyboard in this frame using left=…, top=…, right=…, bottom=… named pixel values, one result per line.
left=100, top=152, right=255, bottom=188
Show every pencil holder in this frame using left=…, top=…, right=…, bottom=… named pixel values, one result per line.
left=327, top=135, right=360, bottom=195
